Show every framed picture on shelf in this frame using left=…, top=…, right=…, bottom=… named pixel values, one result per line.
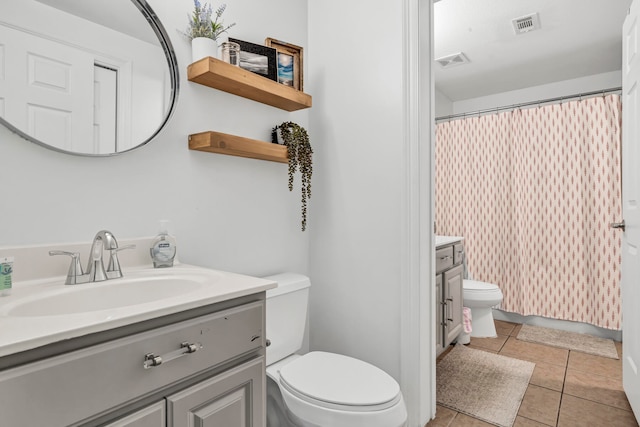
left=229, top=38, right=277, bottom=81
left=265, top=38, right=303, bottom=91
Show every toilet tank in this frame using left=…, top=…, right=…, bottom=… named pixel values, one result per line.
left=263, top=273, right=310, bottom=365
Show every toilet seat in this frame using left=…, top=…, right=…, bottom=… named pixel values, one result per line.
left=463, top=280, right=499, bottom=291
left=279, top=351, right=401, bottom=412
left=463, top=280, right=503, bottom=305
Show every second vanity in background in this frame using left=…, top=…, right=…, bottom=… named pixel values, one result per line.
left=435, top=236, right=464, bottom=356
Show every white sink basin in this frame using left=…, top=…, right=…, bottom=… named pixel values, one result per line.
left=1, top=268, right=220, bottom=317
left=0, top=263, right=277, bottom=358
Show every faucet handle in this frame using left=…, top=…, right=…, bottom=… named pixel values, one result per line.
left=49, top=250, right=84, bottom=285
left=106, top=244, right=136, bottom=279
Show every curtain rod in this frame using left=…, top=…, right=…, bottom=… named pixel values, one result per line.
left=435, top=86, right=622, bottom=122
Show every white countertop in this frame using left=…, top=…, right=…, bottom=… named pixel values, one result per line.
left=435, top=235, right=464, bottom=248
left=0, top=263, right=276, bottom=357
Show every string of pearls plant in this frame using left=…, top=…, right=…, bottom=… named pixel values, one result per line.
left=273, top=122, right=313, bottom=231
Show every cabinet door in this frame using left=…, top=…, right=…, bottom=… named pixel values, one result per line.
left=435, top=274, right=444, bottom=355
left=444, top=264, right=464, bottom=346
left=167, top=357, right=265, bottom=427
left=104, top=402, right=166, bottom=427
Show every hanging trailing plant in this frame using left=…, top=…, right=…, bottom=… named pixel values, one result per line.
left=272, top=122, right=313, bottom=231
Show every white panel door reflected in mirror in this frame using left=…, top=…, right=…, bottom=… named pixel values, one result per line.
left=0, top=0, right=178, bottom=156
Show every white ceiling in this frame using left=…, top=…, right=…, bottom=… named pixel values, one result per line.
left=434, top=0, right=633, bottom=102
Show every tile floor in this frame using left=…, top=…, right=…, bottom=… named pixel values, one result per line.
left=427, top=320, right=639, bottom=427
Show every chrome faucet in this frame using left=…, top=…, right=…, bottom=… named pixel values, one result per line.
left=87, top=230, right=117, bottom=282
left=49, top=230, right=135, bottom=285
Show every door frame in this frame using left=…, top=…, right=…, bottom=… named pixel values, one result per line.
left=400, top=0, right=435, bottom=425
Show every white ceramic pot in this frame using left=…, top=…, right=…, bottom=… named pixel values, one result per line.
left=191, top=37, right=218, bottom=62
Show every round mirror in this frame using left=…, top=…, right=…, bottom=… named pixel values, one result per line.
left=0, top=0, right=179, bottom=156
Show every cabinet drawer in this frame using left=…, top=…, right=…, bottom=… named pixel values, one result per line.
left=0, top=301, right=264, bottom=427
left=453, top=243, right=465, bottom=266
left=436, top=246, right=454, bottom=273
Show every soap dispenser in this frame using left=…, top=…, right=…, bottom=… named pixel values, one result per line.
left=150, top=220, right=176, bottom=268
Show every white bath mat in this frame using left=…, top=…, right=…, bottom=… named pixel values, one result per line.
left=517, top=324, right=619, bottom=359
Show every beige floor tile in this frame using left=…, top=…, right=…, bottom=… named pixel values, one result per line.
left=425, top=405, right=457, bottom=427
left=513, top=416, right=551, bottom=427
left=529, top=361, right=566, bottom=392
left=517, top=385, right=561, bottom=427
left=467, top=344, right=498, bottom=354
left=567, top=350, right=622, bottom=380
left=500, top=337, right=569, bottom=367
left=557, top=394, right=639, bottom=427
left=563, top=368, right=631, bottom=411
left=495, top=320, right=517, bottom=336
left=469, top=334, right=508, bottom=352
left=511, top=323, right=523, bottom=337
left=449, top=413, right=495, bottom=426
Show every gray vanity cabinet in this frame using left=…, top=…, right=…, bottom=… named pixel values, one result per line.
left=436, top=240, right=464, bottom=356
left=0, top=294, right=267, bottom=427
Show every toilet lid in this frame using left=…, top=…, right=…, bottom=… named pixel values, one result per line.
left=463, top=280, right=499, bottom=291
left=279, top=351, right=401, bottom=408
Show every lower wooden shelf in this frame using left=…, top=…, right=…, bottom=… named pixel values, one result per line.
left=188, top=131, right=288, bottom=163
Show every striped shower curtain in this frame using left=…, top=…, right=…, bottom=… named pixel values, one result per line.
left=435, top=95, right=622, bottom=330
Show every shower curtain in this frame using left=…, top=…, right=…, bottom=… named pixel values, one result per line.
left=435, top=95, right=622, bottom=330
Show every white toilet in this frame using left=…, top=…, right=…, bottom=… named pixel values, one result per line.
left=264, top=273, right=407, bottom=427
left=463, top=279, right=504, bottom=338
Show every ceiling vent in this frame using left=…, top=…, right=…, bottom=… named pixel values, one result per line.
left=512, top=13, right=541, bottom=35
left=435, top=52, right=470, bottom=69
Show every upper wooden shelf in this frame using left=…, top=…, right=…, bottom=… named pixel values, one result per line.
left=189, top=131, right=288, bottom=163
left=187, top=57, right=312, bottom=112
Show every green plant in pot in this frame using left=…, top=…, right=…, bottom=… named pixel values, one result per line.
left=184, top=1, right=235, bottom=41
left=273, top=122, right=313, bottom=231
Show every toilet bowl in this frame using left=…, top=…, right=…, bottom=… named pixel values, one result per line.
left=264, top=273, right=407, bottom=427
left=463, top=279, right=503, bottom=338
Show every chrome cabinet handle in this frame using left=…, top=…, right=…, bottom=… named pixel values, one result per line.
left=143, top=341, right=202, bottom=369
left=439, top=255, right=452, bottom=261
left=610, top=220, right=626, bottom=232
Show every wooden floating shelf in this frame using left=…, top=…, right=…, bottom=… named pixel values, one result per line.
left=189, top=131, right=288, bottom=163
left=187, top=57, right=312, bottom=112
